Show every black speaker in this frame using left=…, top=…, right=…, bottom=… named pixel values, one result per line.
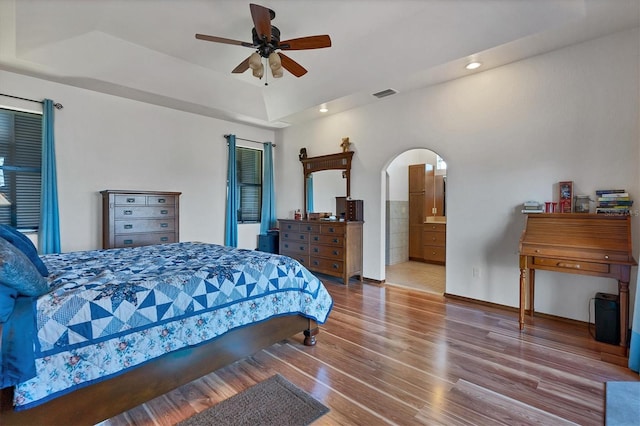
left=594, top=292, right=619, bottom=345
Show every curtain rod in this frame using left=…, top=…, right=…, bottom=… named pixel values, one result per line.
left=0, top=93, right=63, bottom=110
left=224, top=134, right=276, bottom=147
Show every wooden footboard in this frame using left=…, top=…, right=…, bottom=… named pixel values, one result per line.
left=0, top=315, right=317, bottom=426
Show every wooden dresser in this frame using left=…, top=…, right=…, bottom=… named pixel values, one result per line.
left=423, top=222, right=446, bottom=265
left=101, top=190, right=181, bottom=249
left=519, top=213, right=636, bottom=352
left=279, top=219, right=363, bottom=284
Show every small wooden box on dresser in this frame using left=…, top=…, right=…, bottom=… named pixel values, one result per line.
left=279, top=219, right=363, bottom=284
left=101, top=190, right=181, bottom=249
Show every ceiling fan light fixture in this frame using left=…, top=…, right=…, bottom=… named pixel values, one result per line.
left=272, top=67, right=284, bottom=78
left=249, top=52, right=262, bottom=70
left=268, top=52, right=282, bottom=71
left=252, top=63, right=264, bottom=78
left=319, top=103, right=328, bottom=113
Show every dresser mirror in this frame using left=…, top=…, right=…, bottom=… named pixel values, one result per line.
left=307, top=170, right=345, bottom=213
left=300, top=150, right=353, bottom=218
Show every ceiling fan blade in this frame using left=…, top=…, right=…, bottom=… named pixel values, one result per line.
left=278, top=53, right=307, bottom=77
left=250, top=3, right=271, bottom=42
left=232, top=57, right=251, bottom=74
left=195, top=34, right=254, bottom=48
left=280, top=35, right=332, bottom=50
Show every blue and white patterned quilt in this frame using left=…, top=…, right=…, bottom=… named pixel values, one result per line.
left=12, top=242, right=333, bottom=409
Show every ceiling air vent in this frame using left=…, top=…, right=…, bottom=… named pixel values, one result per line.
left=372, top=88, right=397, bottom=99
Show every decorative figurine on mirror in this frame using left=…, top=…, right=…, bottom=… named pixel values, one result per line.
left=341, top=137, right=351, bottom=152
left=299, top=147, right=307, bottom=160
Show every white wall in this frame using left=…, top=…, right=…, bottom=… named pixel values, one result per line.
left=276, top=28, right=640, bottom=322
left=0, top=70, right=275, bottom=252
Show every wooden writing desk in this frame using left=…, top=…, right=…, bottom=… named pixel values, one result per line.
left=519, top=213, right=636, bottom=351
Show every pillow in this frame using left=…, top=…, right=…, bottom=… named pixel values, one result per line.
left=0, top=225, right=49, bottom=277
left=0, top=236, right=49, bottom=297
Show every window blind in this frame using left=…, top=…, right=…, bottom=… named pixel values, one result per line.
left=0, top=108, right=42, bottom=230
left=236, top=147, right=262, bottom=223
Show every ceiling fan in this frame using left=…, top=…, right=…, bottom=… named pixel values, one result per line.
left=195, top=3, right=331, bottom=81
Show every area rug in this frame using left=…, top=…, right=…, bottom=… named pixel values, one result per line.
left=605, top=381, right=640, bottom=425
left=177, top=374, right=329, bottom=426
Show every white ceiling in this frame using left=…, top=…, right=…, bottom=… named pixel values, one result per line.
left=1, top=0, right=638, bottom=129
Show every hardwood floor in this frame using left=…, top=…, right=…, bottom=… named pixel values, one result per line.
left=102, top=278, right=638, bottom=426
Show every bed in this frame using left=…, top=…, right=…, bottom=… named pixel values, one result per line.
left=0, top=240, right=333, bottom=425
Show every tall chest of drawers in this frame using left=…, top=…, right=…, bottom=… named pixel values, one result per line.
left=101, top=190, right=181, bottom=249
left=279, top=219, right=363, bottom=284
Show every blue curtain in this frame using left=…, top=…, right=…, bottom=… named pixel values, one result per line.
left=38, top=99, right=61, bottom=254
left=629, top=275, right=640, bottom=373
left=260, top=142, right=276, bottom=234
left=306, top=175, right=314, bottom=213
left=224, top=135, right=238, bottom=247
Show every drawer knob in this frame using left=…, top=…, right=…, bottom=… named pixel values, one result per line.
left=313, top=248, right=319, bottom=253
left=314, top=236, right=319, bottom=241
left=126, top=198, right=135, bottom=203
left=161, top=223, right=169, bottom=228
left=300, top=235, right=305, bottom=239
left=124, top=239, right=133, bottom=245
left=158, top=198, right=166, bottom=203
left=333, top=250, right=339, bottom=256
left=123, top=210, right=133, bottom=215
left=332, top=264, right=339, bottom=269
left=333, top=238, right=339, bottom=243
left=604, top=255, right=609, bottom=259
left=313, top=261, right=319, bottom=266
left=160, top=237, right=169, bottom=242
left=299, top=246, right=305, bottom=251
left=328, top=227, right=334, bottom=233
left=284, top=243, right=289, bottom=248
left=124, top=224, right=133, bottom=229
left=161, top=210, right=168, bottom=215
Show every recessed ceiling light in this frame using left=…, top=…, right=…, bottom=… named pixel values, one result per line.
left=319, top=103, right=328, bottom=113
left=465, top=61, right=482, bottom=70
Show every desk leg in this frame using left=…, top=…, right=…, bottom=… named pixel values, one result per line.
left=529, top=269, right=535, bottom=318
left=519, top=267, right=526, bottom=330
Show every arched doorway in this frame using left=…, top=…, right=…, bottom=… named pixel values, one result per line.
left=384, top=148, right=446, bottom=294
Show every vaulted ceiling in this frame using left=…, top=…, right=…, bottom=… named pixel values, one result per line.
left=1, top=0, right=638, bottom=128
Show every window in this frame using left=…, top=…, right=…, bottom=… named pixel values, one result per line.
left=436, top=154, right=447, bottom=171
left=236, top=146, right=262, bottom=223
left=0, top=108, right=42, bottom=231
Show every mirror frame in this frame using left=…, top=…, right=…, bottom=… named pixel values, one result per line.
left=301, top=150, right=353, bottom=218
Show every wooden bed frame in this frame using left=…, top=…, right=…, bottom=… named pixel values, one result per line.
left=0, top=315, right=319, bottom=425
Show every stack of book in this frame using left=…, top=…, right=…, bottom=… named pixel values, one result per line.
left=521, top=201, right=544, bottom=214
left=595, top=189, right=633, bottom=215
